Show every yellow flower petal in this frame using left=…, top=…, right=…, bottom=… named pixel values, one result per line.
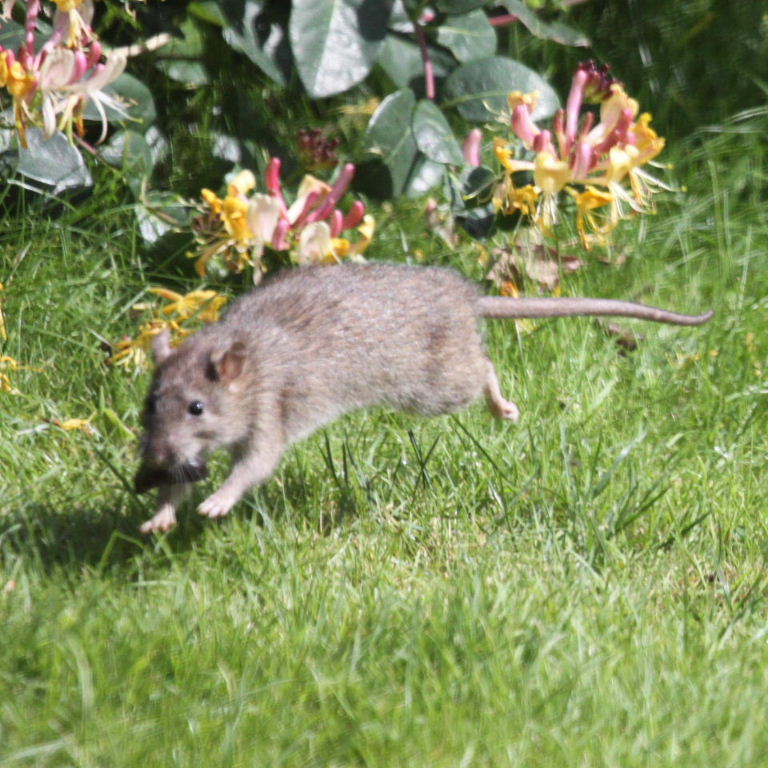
left=53, top=416, right=94, bottom=433
left=533, top=151, right=571, bottom=195
left=227, top=169, right=256, bottom=197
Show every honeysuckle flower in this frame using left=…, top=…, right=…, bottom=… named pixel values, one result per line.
left=0, top=0, right=154, bottom=147
left=194, top=157, right=373, bottom=277
left=108, top=289, right=229, bottom=370
left=52, top=415, right=95, bottom=434
left=570, top=185, right=616, bottom=246
left=150, top=288, right=228, bottom=323
left=51, top=0, right=92, bottom=47
left=494, top=61, right=667, bottom=248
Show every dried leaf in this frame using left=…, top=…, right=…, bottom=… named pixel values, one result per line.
left=488, top=229, right=583, bottom=292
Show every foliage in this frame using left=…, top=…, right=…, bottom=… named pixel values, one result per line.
left=1, top=129, right=768, bottom=763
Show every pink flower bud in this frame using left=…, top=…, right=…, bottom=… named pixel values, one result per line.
left=311, top=162, right=355, bottom=222
left=511, top=104, right=539, bottom=148
left=70, top=50, right=87, bottom=84
left=265, top=157, right=287, bottom=212
left=294, top=189, right=323, bottom=227
left=330, top=209, right=344, bottom=238
left=570, top=139, right=593, bottom=180
left=532, top=129, right=557, bottom=158
left=565, top=68, right=588, bottom=148
left=463, top=128, right=482, bottom=166
left=271, top=218, right=290, bottom=251
left=341, top=200, right=365, bottom=230
left=86, top=40, right=102, bottom=70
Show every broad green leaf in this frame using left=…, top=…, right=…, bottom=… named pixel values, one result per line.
left=462, top=165, right=496, bottom=203
left=442, top=56, right=559, bottom=122
left=436, top=10, right=496, bottom=63
left=0, top=19, right=26, bottom=49
left=363, top=89, right=418, bottom=197
left=436, top=0, right=488, bottom=13
left=378, top=34, right=456, bottom=89
left=154, top=17, right=209, bottom=86
left=16, top=129, right=92, bottom=190
left=495, top=0, right=589, bottom=47
left=103, top=130, right=153, bottom=196
left=413, top=100, right=464, bottom=165
left=221, top=0, right=291, bottom=86
left=405, top=156, right=445, bottom=197
left=136, top=191, right=193, bottom=244
left=290, top=0, right=394, bottom=98
left=188, top=1, right=226, bottom=25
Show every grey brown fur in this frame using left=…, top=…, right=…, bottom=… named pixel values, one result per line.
left=135, top=262, right=712, bottom=533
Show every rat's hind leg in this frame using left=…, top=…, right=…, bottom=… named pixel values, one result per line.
left=484, top=360, right=520, bottom=421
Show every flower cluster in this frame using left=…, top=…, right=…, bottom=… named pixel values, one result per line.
left=108, top=288, right=228, bottom=370
left=297, top=127, right=341, bottom=171
left=0, top=0, right=141, bottom=146
left=493, top=61, right=667, bottom=248
left=193, top=159, right=374, bottom=278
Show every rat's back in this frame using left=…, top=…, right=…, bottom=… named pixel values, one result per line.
left=222, top=263, right=490, bottom=418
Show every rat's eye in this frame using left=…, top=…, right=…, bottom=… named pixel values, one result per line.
left=145, top=395, right=156, bottom=415
left=188, top=400, right=205, bottom=416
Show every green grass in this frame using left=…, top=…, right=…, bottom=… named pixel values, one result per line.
left=2, top=124, right=768, bottom=766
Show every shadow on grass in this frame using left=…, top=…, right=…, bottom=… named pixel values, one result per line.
left=0, top=498, right=213, bottom=573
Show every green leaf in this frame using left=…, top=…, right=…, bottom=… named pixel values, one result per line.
left=290, top=0, right=394, bottom=98
left=404, top=156, right=446, bottom=197
left=188, top=1, right=227, bottom=25
left=135, top=191, right=193, bottom=244
left=363, top=89, right=418, bottom=197
left=436, top=10, right=496, bottom=63
left=0, top=19, right=26, bottom=50
left=16, top=129, right=92, bottom=190
left=378, top=33, right=456, bottom=89
left=495, top=1, right=590, bottom=47
left=442, top=56, right=559, bottom=122
left=154, top=17, right=209, bottom=86
left=462, top=165, right=496, bottom=203
left=221, top=0, right=291, bottom=86
left=113, top=130, right=154, bottom=196
left=435, top=0, right=488, bottom=13
left=413, top=100, right=464, bottom=165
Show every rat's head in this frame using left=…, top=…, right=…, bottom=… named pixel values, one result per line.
left=134, top=328, right=251, bottom=493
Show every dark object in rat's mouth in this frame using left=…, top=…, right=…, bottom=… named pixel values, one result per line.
left=134, top=460, right=210, bottom=494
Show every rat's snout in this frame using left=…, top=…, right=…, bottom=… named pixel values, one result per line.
left=135, top=431, right=210, bottom=494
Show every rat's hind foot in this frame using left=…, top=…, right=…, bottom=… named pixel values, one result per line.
left=484, top=360, right=520, bottom=422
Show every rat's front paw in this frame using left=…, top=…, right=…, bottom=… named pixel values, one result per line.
left=140, top=504, right=177, bottom=534
left=197, top=489, right=236, bottom=519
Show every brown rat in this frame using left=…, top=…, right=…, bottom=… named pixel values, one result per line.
left=134, top=262, right=712, bottom=533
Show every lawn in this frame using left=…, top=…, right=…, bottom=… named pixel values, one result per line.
left=2, top=74, right=768, bottom=768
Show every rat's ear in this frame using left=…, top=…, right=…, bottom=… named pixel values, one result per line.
left=152, top=329, right=173, bottom=364
left=208, top=341, right=246, bottom=384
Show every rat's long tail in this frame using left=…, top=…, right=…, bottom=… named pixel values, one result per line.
left=477, top=296, right=713, bottom=326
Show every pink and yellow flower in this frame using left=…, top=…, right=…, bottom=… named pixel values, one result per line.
left=194, top=158, right=374, bottom=276
left=493, top=61, right=667, bottom=248
left=108, top=289, right=229, bottom=370
left=0, top=0, right=151, bottom=147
